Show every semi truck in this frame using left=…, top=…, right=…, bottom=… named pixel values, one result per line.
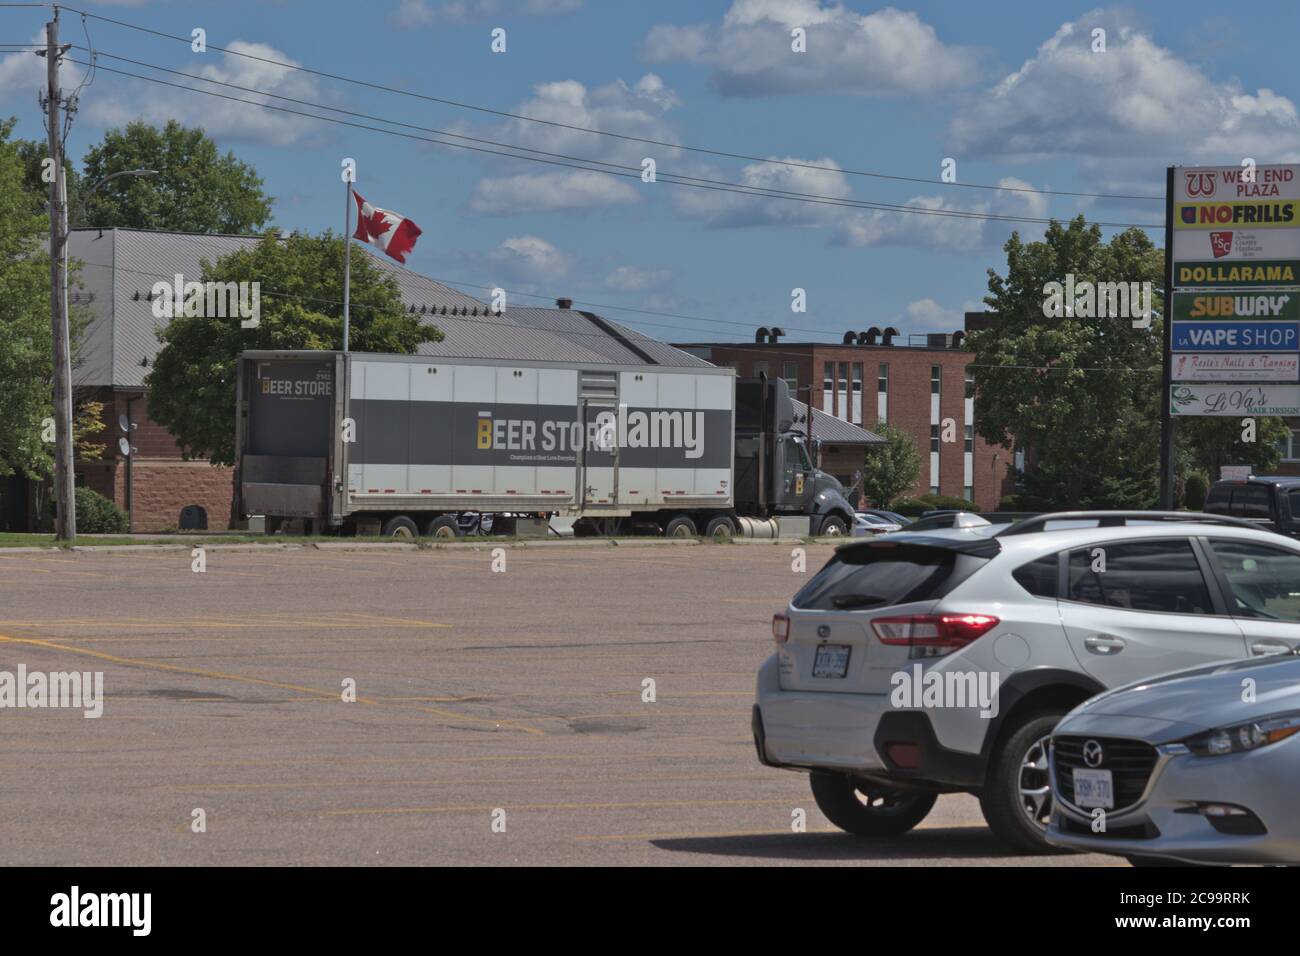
left=233, top=350, right=858, bottom=538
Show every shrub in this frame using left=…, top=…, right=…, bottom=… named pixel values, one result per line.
left=1184, top=472, right=1210, bottom=512
left=75, top=487, right=128, bottom=533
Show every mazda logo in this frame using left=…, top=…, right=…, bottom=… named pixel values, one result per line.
left=1082, top=739, right=1104, bottom=768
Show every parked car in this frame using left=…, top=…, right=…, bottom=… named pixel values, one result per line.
left=852, top=512, right=904, bottom=537
left=1046, top=650, right=1300, bottom=865
left=1206, top=475, right=1300, bottom=536
left=859, top=509, right=913, bottom=527
left=752, top=511, right=1300, bottom=852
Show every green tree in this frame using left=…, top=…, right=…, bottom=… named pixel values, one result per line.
left=145, top=233, right=441, bottom=469
left=1177, top=417, right=1290, bottom=482
left=80, top=120, right=272, bottom=233
left=971, top=217, right=1164, bottom=509
left=861, top=419, right=922, bottom=507
left=0, top=118, right=54, bottom=480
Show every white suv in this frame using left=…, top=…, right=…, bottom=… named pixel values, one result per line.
left=752, top=511, right=1300, bottom=852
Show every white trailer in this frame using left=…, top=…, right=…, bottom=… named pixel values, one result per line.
left=235, top=350, right=739, bottom=537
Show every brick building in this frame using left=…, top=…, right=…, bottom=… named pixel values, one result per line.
left=677, top=323, right=1015, bottom=511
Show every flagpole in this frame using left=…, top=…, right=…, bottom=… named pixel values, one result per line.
left=343, top=177, right=352, bottom=353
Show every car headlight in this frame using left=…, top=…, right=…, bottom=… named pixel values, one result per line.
left=1183, top=711, right=1300, bottom=756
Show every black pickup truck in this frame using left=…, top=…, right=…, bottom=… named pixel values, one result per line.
left=1205, top=476, right=1300, bottom=536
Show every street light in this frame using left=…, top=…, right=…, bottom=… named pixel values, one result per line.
left=55, top=167, right=157, bottom=542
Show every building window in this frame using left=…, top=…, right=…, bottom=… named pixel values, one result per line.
left=823, top=362, right=834, bottom=412
left=931, top=365, right=941, bottom=395
left=964, top=485, right=974, bottom=502
left=930, top=485, right=940, bottom=495
left=753, top=360, right=768, bottom=377
left=965, top=424, right=974, bottom=454
left=1280, top=429, right=1300, bottom=461
left=930, top=424, right=940, bottom=453
left=837, top=362, right=849, bottom=420
left=965, top=369, right=974, bottom=400
left=851, top=363, right=863, bottom=423
left=877, top=363, right=888, bottom=393
left=782, top=361, right=798, bottom=392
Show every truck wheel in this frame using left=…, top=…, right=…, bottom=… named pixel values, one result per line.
left=819, top=514, right=848, bottom=537
left=381, top=516, right=419, bottom=539
left=664, top=515, right=697, bottom=538
left=810, top=772, right=937, bottom=837
left=422, top=515, right=460, bottom=539
left=978, top=710, right=1070, bottom=854
left=704, top=515, right=736, bottom=541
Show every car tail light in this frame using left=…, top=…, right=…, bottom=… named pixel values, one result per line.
left=872, top=614, right=1000, bottom=649
left=772, top=613, right=790, bottom=644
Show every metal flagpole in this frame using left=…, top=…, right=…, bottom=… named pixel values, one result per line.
left=343, top=177, right=353, bottom=353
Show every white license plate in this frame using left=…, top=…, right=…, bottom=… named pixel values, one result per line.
left=812, top=644, right=851, bottom=679
left=1073, top=768, right=1114, bottom=809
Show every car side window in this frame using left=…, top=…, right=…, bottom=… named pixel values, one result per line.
left=1208, top=539, right=1300, bottom=622
left=1066, top=540, right=1213, bottom=615
left=1012, top=554, right=1058, bottom=598
left=1234, top=485, right=1272, bottom=520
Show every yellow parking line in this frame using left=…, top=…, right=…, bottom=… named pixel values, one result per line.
left=320, top=797, right=793, bottom=816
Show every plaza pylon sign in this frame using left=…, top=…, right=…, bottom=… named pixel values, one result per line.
left=1169, top=164, right=1300, bottom=416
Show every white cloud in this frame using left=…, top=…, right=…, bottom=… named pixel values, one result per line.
left=406, top=0, right=582, bottom=24
left=470, top=73, right=682, bottom=214
left=489, top=235, right=570, bottom=281
left=85, top=41, right=328, bottom=147
left=671, top=155, right=853, bottom=228
left=949, top=8, right=1300, bottom=191
left=604, top=266, right=671, bottom=291
left=0, top=29, right=69, bottom=105
left=643, top=1, right=982, bottom=97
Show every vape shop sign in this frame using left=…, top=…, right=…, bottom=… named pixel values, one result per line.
left=1170, top=383, right=1300, bottom=416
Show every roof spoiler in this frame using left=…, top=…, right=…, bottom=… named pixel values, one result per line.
left=997, top=510, right=1266, bottom=536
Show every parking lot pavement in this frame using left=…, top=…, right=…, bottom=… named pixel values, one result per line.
left=0, top=543, right=1116, bottom=866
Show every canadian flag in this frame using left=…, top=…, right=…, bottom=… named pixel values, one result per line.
left=352, top=191, right=423, bottom=264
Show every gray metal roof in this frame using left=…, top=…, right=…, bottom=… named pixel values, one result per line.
left=66, top=228, right=704, bottom=388
left=791, top=399, right=885, bottom=445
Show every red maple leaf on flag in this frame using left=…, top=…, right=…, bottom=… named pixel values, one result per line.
left=352, top=191, right=422, bottom=263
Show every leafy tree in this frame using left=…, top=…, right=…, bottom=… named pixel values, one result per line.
left=145, top=233, right=441, bottom=469
left=0, top=118, right=53, bottom=480
left=861, top=419, right=922, bottom=507
left=971, top=217, right=1164, bottom=509
left=1177, top=416, right=1289, bottom=482
left=80, top=120, right=272, bottom=233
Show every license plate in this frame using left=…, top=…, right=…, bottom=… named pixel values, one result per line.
left=812, top=644, right=851, bottom=679
left=1073, top=768, right=1114, bottom=809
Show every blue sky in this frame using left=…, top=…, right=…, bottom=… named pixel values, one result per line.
left=2, top=0, right=1298, bottom=345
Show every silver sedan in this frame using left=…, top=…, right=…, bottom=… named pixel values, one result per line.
left=1045, top=652, right=1300, bottom=865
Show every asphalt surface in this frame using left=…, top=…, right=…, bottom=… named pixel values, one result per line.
left=0, top=541, right=1116, bottom=866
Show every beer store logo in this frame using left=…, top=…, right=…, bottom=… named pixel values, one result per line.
left=260, top=375, right=332, bottom=398
left=1185, top=169, right=1217, bottom=197
left=475, top=407, right=705, bottom=459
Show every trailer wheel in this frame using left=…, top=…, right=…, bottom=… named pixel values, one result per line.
left=704, top=515, right=736, bottom=541
left=664, top=515, right=697, bottom=538
left=381, top=516, right=419, bottom=539
left=422, top=515, right=460, bottom=539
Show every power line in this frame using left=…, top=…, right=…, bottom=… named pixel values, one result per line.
left=67, top=56, right=1163, bottom=230
left=62, top=5, right=1163, bottom=203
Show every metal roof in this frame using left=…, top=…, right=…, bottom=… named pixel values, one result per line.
left=66, top=228, right=705, bottom=388
left=790, top=399, right=885, bottom=445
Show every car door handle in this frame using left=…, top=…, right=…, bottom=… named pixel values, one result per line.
left=1084, top=635, right=1126, bottom=655
left=1250, top=640, right=1293, bottom=656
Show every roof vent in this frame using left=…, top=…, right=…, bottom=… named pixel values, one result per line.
left=952, top=330, right=966, bottom=348
left=755, top=326, right=771, bottom=343
left=862, top=327, right=881, bottom=345
left=881, top=326, right=899, bottom=346
left=842, top=331, right=858, bottom=345
left=768, top=326, right=785, bottom=344
left=556, top=297, right=573, bottom=309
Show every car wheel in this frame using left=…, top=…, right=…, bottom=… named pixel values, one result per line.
left=809, top=772, right=937, bottom=837
left=979, top=711, right=1070, bottom=854
left=819, top=514, right=848, bottom=537
left=704, top=515, right=736, bottom=541
left=381, top=515, right=419, bottom=539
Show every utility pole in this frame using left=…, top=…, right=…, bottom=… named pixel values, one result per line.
left=45, top=9, right=76, bottom=542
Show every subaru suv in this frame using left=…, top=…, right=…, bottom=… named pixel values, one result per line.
left=752, top=511, right=1300, bottom=852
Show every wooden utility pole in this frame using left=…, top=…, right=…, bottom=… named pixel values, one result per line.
left=45, top=10, right=76, bottom=542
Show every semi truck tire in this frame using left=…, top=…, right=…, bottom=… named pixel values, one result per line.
left=381, top=516, right=419, bottom=539
left=664, top=515, right=697, bottom=538
left=704, top=515, right=736, bottom=541
left=422, top=515, right=460, bottom=538
left=818, top=514, right=848, bottom=537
